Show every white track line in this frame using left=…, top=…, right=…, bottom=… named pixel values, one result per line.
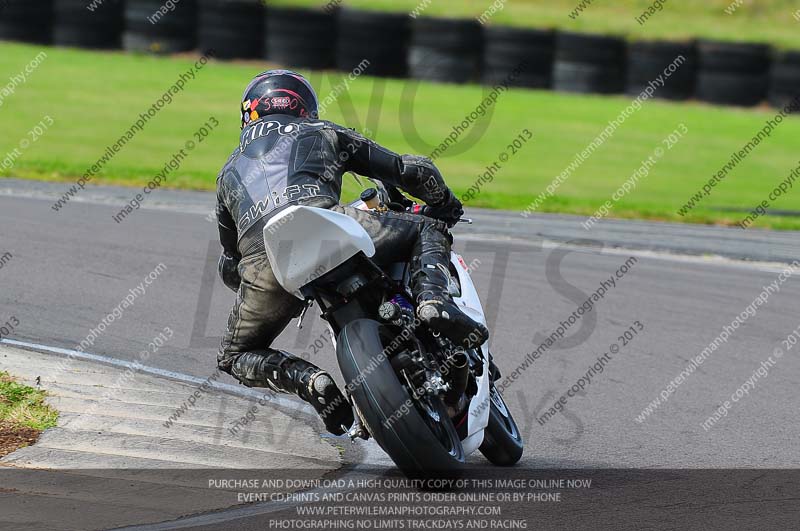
left=0, top=338, right=305, bottom=412
left=459, top=233, right=798, bottom=273
left=3, top=188, right=796, bottom=270
left=0, top=338, right=389, bottom=529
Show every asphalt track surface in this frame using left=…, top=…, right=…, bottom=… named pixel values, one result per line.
left=1, top=180, right=800, bottom=527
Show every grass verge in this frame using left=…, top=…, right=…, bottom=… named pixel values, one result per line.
left=1, top=43, right=799, bottom=229
left=0, top=371, right=58, bottom=458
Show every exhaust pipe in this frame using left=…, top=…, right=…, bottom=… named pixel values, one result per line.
left=443, top=351, right=469, bottom=406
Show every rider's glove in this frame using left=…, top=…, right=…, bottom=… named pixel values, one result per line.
left=218, top=251, right=242, bottom=292
left=421, top=190, right=463, bottom=228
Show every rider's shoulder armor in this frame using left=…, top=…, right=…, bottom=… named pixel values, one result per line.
left=220, top=116, right=346, bottom=239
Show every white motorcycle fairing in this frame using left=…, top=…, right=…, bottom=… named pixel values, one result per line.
left=263, top=205, right=376, bottom=299
left=449, top=252, right=491, bottom=455
left=262, top=203, right=491, bottom=457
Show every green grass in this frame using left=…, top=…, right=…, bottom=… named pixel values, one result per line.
left=0, top=371, right=58, bottom=432
left=1, top=42, right=799, bottom=229
left=271, top=0, right=800, bottom=49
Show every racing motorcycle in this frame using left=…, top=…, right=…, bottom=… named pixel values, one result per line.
left=263, top=180, right=523, bottom=478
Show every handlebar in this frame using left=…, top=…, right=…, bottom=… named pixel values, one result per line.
left=355, top=181, right=474, bottom=226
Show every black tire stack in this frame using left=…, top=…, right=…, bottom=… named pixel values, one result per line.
left=409, top=17, right=483, bottom=84
left=2, top=4, right=797, bottom=115
left=482, top=27, right=554, bottom=89
left=336, top=9, right=410, bottom=77
left=123, top=0, right=197, bottom=54
left=769, top=51, right=800, bottom=113
left=265, top=7, right=337, bottom=69
left=0, top=0, right=53, bottom=44
left=53, top=0, right=124, bottom=49
left=626, top=40, right=696, bottom=100
left=197, top=0, right=263, bottom=59
left=553, top=32, right=626, bottom=94
left=695, top=40, right=770, bottom=107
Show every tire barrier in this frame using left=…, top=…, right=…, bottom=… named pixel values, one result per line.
left=769, top=51, right=800, bottom=113
left=3, top=3, right=799, bottom=113
left=265, top=7, right=337, bottom=69
left=198, top=0, right=263, bottom=59
left=0, top=0, right=53, bottom=44
left=409, top=17, right=483, bottom=84
left=123, top=0, right=197, bottom=55
left=696, top=40, right=770, bottom=107
left=482, top=26, right=554, bottom=89
left=336, top=9, right=410, bottom=78
left=53, top=0, right=124, bottom=49
left=626, top=40, right=696, bottom=100
left=554, top=32, right=626, bottom=94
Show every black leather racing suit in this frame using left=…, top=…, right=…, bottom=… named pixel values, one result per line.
left=216, top=114, right=458, bottom=396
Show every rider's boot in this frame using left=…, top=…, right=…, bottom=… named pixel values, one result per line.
left=231, top=350, right=354, bottom=435
left=412, top=224, right=489, bottom=350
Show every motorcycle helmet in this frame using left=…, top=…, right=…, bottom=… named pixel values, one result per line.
left=240, top=69, right=319, bottom=128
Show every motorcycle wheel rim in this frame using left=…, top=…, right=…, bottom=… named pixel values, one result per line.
left=490, top=385, right=521, bottom=441
left=415, top=393, right=462, bottom=460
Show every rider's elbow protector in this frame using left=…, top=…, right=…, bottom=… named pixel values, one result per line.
left=399, top=155, right=449, bottom=207
left=218, top=252, right=242, bottom=292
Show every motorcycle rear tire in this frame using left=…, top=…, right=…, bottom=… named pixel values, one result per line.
left=337, top=318, right=466, bottom=479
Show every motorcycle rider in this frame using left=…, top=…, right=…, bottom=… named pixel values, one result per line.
left=216, top=70, right=489, bottom=435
